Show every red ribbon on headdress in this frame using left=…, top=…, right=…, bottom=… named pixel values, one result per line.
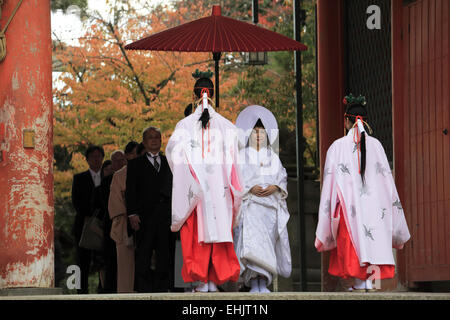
left=200, top=88, right=210, bottom=97
left=344, top=113, right=372, bottom=175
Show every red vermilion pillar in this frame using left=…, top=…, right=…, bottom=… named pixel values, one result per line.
left=0, top=0, right=54, bottom=288
left=317, top=0, right=345, bottom=292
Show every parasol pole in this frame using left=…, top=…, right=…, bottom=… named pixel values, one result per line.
left=213, top=52, right=222, bottom=109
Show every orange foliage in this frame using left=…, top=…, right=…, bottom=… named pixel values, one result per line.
left=53, top=0, right=316, bottom=173
left=53, top=1, right=244, bottom=164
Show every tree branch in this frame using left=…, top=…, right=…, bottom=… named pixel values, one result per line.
left=104, top=20, right=151, bottom=106
left=53, top=32, right=86, bottom=83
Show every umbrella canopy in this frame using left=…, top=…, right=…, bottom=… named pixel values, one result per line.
left=125, top=6, right=307, bottom=52
left=125, top=5, right=307, bottom=108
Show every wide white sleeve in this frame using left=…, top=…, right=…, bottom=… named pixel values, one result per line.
left=315, top=143, right=339, bottom=252
left=389, top=172, right=411, bottom=249
left=166, top=123, right=203, bottom=232
left=274, top=154, right=288, bottom=199
left=275, top=160, right=292, bottom=278
left=237, top=150, right=253, bottom=199
left=229, top=135, right=244, bottom=226
left=374, top=141, right=411, bottom=250
left=275, top=202, right=292, bottom=278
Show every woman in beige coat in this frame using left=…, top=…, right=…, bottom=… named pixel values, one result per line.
left=108, top=142, right=146, bottom=293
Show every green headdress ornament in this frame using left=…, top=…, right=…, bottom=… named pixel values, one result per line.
left=192, top=69, right=213, bottom=79
left=343, top=93, right=367, bottom=106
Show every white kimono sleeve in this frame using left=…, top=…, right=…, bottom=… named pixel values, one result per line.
left=275, top=156, right=288, bottom=199
left=274, top=158, right=292, bottom=278
left=166, top=122, right=203, bottom=232
left=375, top=142, right=411, bottom=250
left=230, top=144, right=243, bottom=221
left=226, top=132, right=244, bottom=228
left=315, top=143, right=340, bottom=252
left=390, top=175, right=411, bottom=249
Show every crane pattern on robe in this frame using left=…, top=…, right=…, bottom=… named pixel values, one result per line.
left=363, top=224, right=375, bottom=241
left=211, top=203, right=217, bottom=220
left=381, top=208, right=387, bottom=220
left=338, top=163, right=350, bottom=175
left=393, top=199, right=403, bottom=211
left=323, top=199, right=331, bottom=218
left=352, top=142, right=359, bottom=153
left=223, top=186, right=229, bottom=198
left=375, top=162, right=390, bottom=177
left=187, top=185, right=194, bottom=206
left=190, top=139, right=200, bottom=149
left=351, top=205, right=357, bottom=218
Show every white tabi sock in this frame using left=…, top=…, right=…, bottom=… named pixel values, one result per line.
left=208, top=281, right=218, bottom=292
left=365, top=279, right=373, bottom=290
left=259, top=278, right=271, bottom=293
left=353, top=278, right=366, bottom=290
left=194, top=282, right=208, bottom=293
left=249, top=278, right=259, bottom=293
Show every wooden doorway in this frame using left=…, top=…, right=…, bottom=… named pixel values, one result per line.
left=401, top=0, right=450, bottom=282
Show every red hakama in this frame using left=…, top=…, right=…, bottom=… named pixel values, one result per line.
left=180, top=208, right=240, bottom=284
left=328, top=204, right=395, bottom=280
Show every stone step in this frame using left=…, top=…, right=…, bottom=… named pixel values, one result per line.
left=274, top=267, right=321, bottom=292
left=1, top=292, right=449, bottom=300
left=0, top=288, right=63, bottom=296
left=287, top=280, right=321, bottom=292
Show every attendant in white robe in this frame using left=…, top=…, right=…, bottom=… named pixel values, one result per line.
left=315, top=94, right=410, bottom=292
left=234, top=106, right=292, bottom=293
left=166, top=75, right=243, bottom=293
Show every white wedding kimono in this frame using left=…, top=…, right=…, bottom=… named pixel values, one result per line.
left=166, top=101, right=242, bottom=243
left=315, top=128, right=411, bottom=266
left=233, top=146, right=292, bottom=286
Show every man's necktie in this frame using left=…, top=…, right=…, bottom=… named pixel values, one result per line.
left=152, top=155, right=160, bottom=172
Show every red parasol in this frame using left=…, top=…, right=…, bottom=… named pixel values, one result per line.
left=125, top=5, right=307, bottom=108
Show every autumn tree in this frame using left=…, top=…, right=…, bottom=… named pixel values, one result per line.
left=55, top=2, right=212, bottom=160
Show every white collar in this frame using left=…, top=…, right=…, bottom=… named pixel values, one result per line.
left=248, top=146, right=269, bottom=153
left=247, top=146, right=271, bottom=161
left=347, top=122, right=369, bottom=137
left=194, top=103, right=216, bottom=117
left=147, top=151, right=160, bottom=158
left=346, top=127, right=370, bottom=137
left=346, top=128, right=354, bottom=137
left=89, top=168, right=101, bottom=176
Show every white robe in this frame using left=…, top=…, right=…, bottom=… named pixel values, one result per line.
left=166, top=103, right=242, bottom=243
left=315, top=128, right=411, bottom=266
left=233, top=147, right=292, bottom=286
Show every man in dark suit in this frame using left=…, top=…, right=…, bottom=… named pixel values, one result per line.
left=126, top=127, right=174, bottom=293
left=72, top=145, right=105, bottom=294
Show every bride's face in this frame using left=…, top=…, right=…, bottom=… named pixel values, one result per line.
left=249, top=126, right=268, bottom=148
